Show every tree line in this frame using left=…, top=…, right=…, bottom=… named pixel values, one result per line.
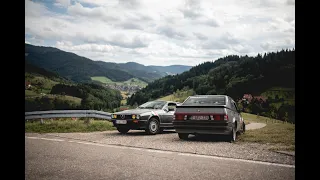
left=128, top=49, right=295, bottom=123
left=25, top=83, right=122, bottom=112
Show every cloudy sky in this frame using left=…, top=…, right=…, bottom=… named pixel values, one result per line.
left=25, top=0, right=295, bottom=66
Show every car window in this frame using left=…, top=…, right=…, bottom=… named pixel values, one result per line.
left=233, top=102, right=240, bottom=112
left=168, top=102, right=177, bottom=107
left=230, top=100, right=236, bottom=111
left=167, top=103, right=177, bottom=110
left=138, top=101, right=167, bottom=109
left=182, top=96, right=226, bottom=106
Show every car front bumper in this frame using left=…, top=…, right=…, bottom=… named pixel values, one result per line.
left=173, top=120, right=233, bottom=135
left=111, top=119, right=148, bottom=130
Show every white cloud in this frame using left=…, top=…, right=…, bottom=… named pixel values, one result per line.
left=286, top=0, right=295, bottom=5
left=54, top=0, right=71, bottom=8
left=25, top=0, right=295, bottom=66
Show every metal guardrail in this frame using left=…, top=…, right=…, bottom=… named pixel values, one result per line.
left=25, top=110, right=112, bottom=120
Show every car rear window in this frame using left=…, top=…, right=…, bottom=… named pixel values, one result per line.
left=182, top=96, right=226, bottom=106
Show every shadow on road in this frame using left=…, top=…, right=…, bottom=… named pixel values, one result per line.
left=106, top=130, right=176, bottom=136
left=185, top=134, right=228, bottom=142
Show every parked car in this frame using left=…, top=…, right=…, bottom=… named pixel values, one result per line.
left=173, top=95, right=245, bottom=142
left=111, top=100, right=180, bottom=135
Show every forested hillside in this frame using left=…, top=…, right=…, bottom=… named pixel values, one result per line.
left=25, top=62, right=122, bottom=112
left=25, top=44, right=191, bottom=83
left=128, top=49, right=295, bottom=123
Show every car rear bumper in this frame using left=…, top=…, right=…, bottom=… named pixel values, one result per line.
left=173, top=120, right=233, bottom=135
left=111, top=120, right=148, bottom=130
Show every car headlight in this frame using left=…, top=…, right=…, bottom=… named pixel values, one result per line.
left=131, top=115, right=140, bottom=119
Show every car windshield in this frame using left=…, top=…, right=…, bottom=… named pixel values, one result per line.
left=182, top=96, right=226, bottom=106
left=138, top=101, right=167, bottom=109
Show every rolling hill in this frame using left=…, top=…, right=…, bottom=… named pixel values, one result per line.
left=25, top=62, right=122, bottom=112
left=127, top=49, right=295, bottom=123
left=25, top=43, right=192, bottom=83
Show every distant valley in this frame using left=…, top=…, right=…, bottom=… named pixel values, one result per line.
left=25, top=43, right=192, bottom=85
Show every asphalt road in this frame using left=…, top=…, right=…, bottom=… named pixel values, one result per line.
left=29, top=130, right=295, bottom=165
left=26, top=136, right=295, bottom=180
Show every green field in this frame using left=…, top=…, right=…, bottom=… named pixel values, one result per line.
left=25, top=90, right=39, bottom=97
left=25, top=73, right=60, bottom=94
left=91, top=76, right=147, bottom=88
left=158, top=89, right=195, bottom=102
left=238, top=113, right=295, bottom=151
left=25, top=118, right=115, bottom=133
left=25, top=93, right=82, bottom=106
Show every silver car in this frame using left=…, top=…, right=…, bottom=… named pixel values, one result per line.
left=173, top=95, right=246, bottom=142
left=111, top=100, right=180, bottom=135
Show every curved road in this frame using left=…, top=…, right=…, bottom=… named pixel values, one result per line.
left=26, top=136, right=294, bottom=180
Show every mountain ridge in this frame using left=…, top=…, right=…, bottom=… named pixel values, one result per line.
left=25, top=43, right=192, bottom=83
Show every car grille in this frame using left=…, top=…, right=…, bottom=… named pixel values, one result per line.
left=114, top=115, right=132, bottom=120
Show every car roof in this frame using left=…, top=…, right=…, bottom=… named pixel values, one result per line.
left=190, top=94, right=230, bottom=98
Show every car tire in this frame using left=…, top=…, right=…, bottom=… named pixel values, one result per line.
left=178, top=133, right=189, bottom=140
left=117, top=127, right=130, bottom=134
left=228, top=126, right=237, bottom=142
left=145, top=118, right=160, bottom=135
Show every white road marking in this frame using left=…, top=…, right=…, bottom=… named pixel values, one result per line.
left=177, top=153, right=295, bottom=168
left=26, top=136, right=294, bottom=168
left=147, top=149, right=174, bottom=154
left=26, top=136, right=65, bottom=142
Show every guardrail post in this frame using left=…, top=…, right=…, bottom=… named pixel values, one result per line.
left=40, top=118, right=44, bottom=124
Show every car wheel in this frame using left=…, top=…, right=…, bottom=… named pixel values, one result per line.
left=117, top=127, right=130, bottom=134
left=178, top=133, right=189, bottom=140
left=145, top=118, right=160, bottom=135
left=228, top=126, right=237, bottom=142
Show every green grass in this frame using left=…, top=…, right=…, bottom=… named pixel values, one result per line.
left=91, top=76, right=114, bottom=84
left=25, top=90, right=39, bottom=97
left=238, top=113, right=295, bottom=151
left=121, top=99, right=127, bottom=105
left=158, top=89, right=195, bottom=102
left=25, top=118, right=116, bottom=133
left=25, top=94, right=82, bottom=105
left=91, top=76, right=148, bottom=88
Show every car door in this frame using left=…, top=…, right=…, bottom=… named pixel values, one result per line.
left=161, top=102, right=177, bottom=124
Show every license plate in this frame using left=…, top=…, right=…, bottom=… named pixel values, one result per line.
left=190, top=116, right=209, bottom=120
left=116, top=120, right=127, bottom=124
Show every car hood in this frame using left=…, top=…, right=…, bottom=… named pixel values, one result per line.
left=114, top=109, right=155, bottom=115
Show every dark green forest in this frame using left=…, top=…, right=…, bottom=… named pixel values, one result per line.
left=25, top=83, right=122, bottom=112
left=128, top=49, right=295, bottom=123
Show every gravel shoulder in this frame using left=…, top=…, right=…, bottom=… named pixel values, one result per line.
left=26, top=130, right=295, bottom=165
left=246, top=123, right=267, bottom=130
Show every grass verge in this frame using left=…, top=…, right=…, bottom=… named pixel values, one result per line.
left=238, top=113, right=295, bottom=151
left=25, top=118, right=116, bottom=133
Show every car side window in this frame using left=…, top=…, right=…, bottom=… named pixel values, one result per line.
left=233, top=101, right=240, bottom=113
left=230, top=101, right=236, bottom=111
left=167, top=103, right=177, bottom=111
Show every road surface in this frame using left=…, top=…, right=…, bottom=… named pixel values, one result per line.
left=26, top=136, right=294, bottom=180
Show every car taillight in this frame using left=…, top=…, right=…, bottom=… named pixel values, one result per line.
left=214, top=115, right=221, bottom=120
left=223, top=114, right=228, bottom=121
left=175, top=114, right=186, bottom=120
